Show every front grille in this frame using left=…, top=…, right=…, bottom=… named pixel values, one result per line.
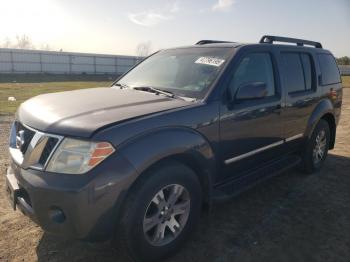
left=38, top=137, right=59, bottom=166
left=15, top=122, right=35, bottom=154
left=10, top=121, right=63, bottom=170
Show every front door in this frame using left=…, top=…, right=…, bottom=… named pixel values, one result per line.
left=219, top=51, right=284, bottom=181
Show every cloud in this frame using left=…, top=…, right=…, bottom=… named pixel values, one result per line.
left=212, top=0, right=234, bottom=12
left=128, top=1, right=180, bottom=27
left=170, top=2, right=180, bottom=13
left=128, top=12, right=171, bottom=27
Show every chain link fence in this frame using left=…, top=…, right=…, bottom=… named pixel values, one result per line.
left=339, top=65, right=350, bottom=76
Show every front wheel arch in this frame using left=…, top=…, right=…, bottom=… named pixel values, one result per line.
left=118, top=127, right=217, bottom=208
left=122, top=154, right=212, bottom=213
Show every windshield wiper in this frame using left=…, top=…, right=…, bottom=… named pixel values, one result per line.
left=132, top=86, right=177, bottom=99
left=115, top=84, right=196, bottom=101
left=113, top=83, right=129, bottom=89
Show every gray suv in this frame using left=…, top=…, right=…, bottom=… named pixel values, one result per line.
left=6, top=36, right=342, bottom=261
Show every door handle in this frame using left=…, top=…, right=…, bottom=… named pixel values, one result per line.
left=273, top=104, right=282, bottom=114
left=275, top=104, right=282, bottom=110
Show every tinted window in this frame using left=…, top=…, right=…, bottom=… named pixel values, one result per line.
left=300, top=54, right=313, bottom=90
left=282, top=53, right=305, bottom=93
left=318, top=54, right=341, bottom=85
left=230, top=53, right=275, bottom=97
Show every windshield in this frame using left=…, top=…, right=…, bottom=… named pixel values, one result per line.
left=115, top=47, right=232, bottom=99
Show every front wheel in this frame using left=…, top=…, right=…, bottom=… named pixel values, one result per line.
left=143, top=183, right=191, bottom=247
left=302, top=119, right=330, bottom=173
left=115, top=161, right=202, bottom=261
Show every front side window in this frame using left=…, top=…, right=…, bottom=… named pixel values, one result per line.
left=229, top=53, right=276, bottom=97
left=116, top=47, right=232, bottom=99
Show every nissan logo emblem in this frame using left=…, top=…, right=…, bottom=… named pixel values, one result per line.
left=16, top=130, right=25, bottom=150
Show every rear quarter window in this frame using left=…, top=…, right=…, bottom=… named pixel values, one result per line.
left=318, top=54, right=341, bottom=85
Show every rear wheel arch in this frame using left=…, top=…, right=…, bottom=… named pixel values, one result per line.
left=320, top=113, right=336, bottom=149
left=305, top=99, right=335, bottom=147
left=302, top=119, right=331, bottom=173
left=306, top=112, right=336, bottom=150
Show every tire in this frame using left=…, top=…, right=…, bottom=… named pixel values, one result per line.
left=302, top=119, right=330, bottom=173
left=115, top=160, right=202, bottom=262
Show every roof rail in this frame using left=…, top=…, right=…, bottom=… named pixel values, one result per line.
left=196, top=40, right=234, bottom=45
left=259, top=35, right=322, bottom=48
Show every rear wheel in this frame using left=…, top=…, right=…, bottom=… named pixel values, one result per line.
left=115, top=161, right=202, bottom=261
left=302, top=119, right=330, bottom=173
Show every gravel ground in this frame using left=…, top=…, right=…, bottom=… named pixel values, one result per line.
left=0, top=89, right=349, bottom=262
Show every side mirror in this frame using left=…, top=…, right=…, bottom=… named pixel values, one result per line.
left=235, top=82, right=268, bottom=100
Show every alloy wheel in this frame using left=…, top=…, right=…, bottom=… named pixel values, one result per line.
left=143, top=184, right=190, bottom=246
left=313, top=129, right=327, bottom=165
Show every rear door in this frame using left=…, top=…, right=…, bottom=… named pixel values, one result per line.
left=279, top=51, right=319, bottom=151
left=219, top=48, right=284, bottom=181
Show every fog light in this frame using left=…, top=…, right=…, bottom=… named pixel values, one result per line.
left=49, top=207, right=66, bottom=224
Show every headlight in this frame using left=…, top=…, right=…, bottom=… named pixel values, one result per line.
left=46, top=138, right=115, bottom=174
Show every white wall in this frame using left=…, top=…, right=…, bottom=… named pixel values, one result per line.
left=339, top=65, right=350, bottom=76
left=1, top=48, right=348, bottom=76
left=0, top=48, right=142, bottom=75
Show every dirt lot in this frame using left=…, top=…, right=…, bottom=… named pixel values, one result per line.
left=0, top=89, right=349, bottom=262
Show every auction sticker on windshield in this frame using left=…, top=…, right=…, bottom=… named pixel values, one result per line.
left=195, top=57, right=225, bottom=67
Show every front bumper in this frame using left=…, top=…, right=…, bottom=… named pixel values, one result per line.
left=5, top=152, right=137, bottom=241
left=6, top=168, right=37, bottom=222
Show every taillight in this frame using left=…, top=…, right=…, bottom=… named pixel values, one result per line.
left=329, top=89, right=337, bottom=100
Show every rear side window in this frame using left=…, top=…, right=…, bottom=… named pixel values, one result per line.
left=300, top=54, right=313, bottom=90
left=230, top=53, right=275, bottom=97
left=282, top=53, right=305, bottom=93
left=282, top=52, right=314, bottom=93
left=318, top=54, right=341, bottom=85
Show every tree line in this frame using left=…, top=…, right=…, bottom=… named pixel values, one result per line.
left=336, top=56, right=350, bottom=65
left=0, top=35, right=52, bottom=51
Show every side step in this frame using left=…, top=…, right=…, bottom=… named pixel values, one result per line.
left=212, top=155, right=301, bottom=201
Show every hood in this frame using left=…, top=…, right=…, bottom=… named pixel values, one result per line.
left=17, top=87, right=192, bottom=137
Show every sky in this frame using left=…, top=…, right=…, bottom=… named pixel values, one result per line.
left=0, top=0, right=349, bottom=57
